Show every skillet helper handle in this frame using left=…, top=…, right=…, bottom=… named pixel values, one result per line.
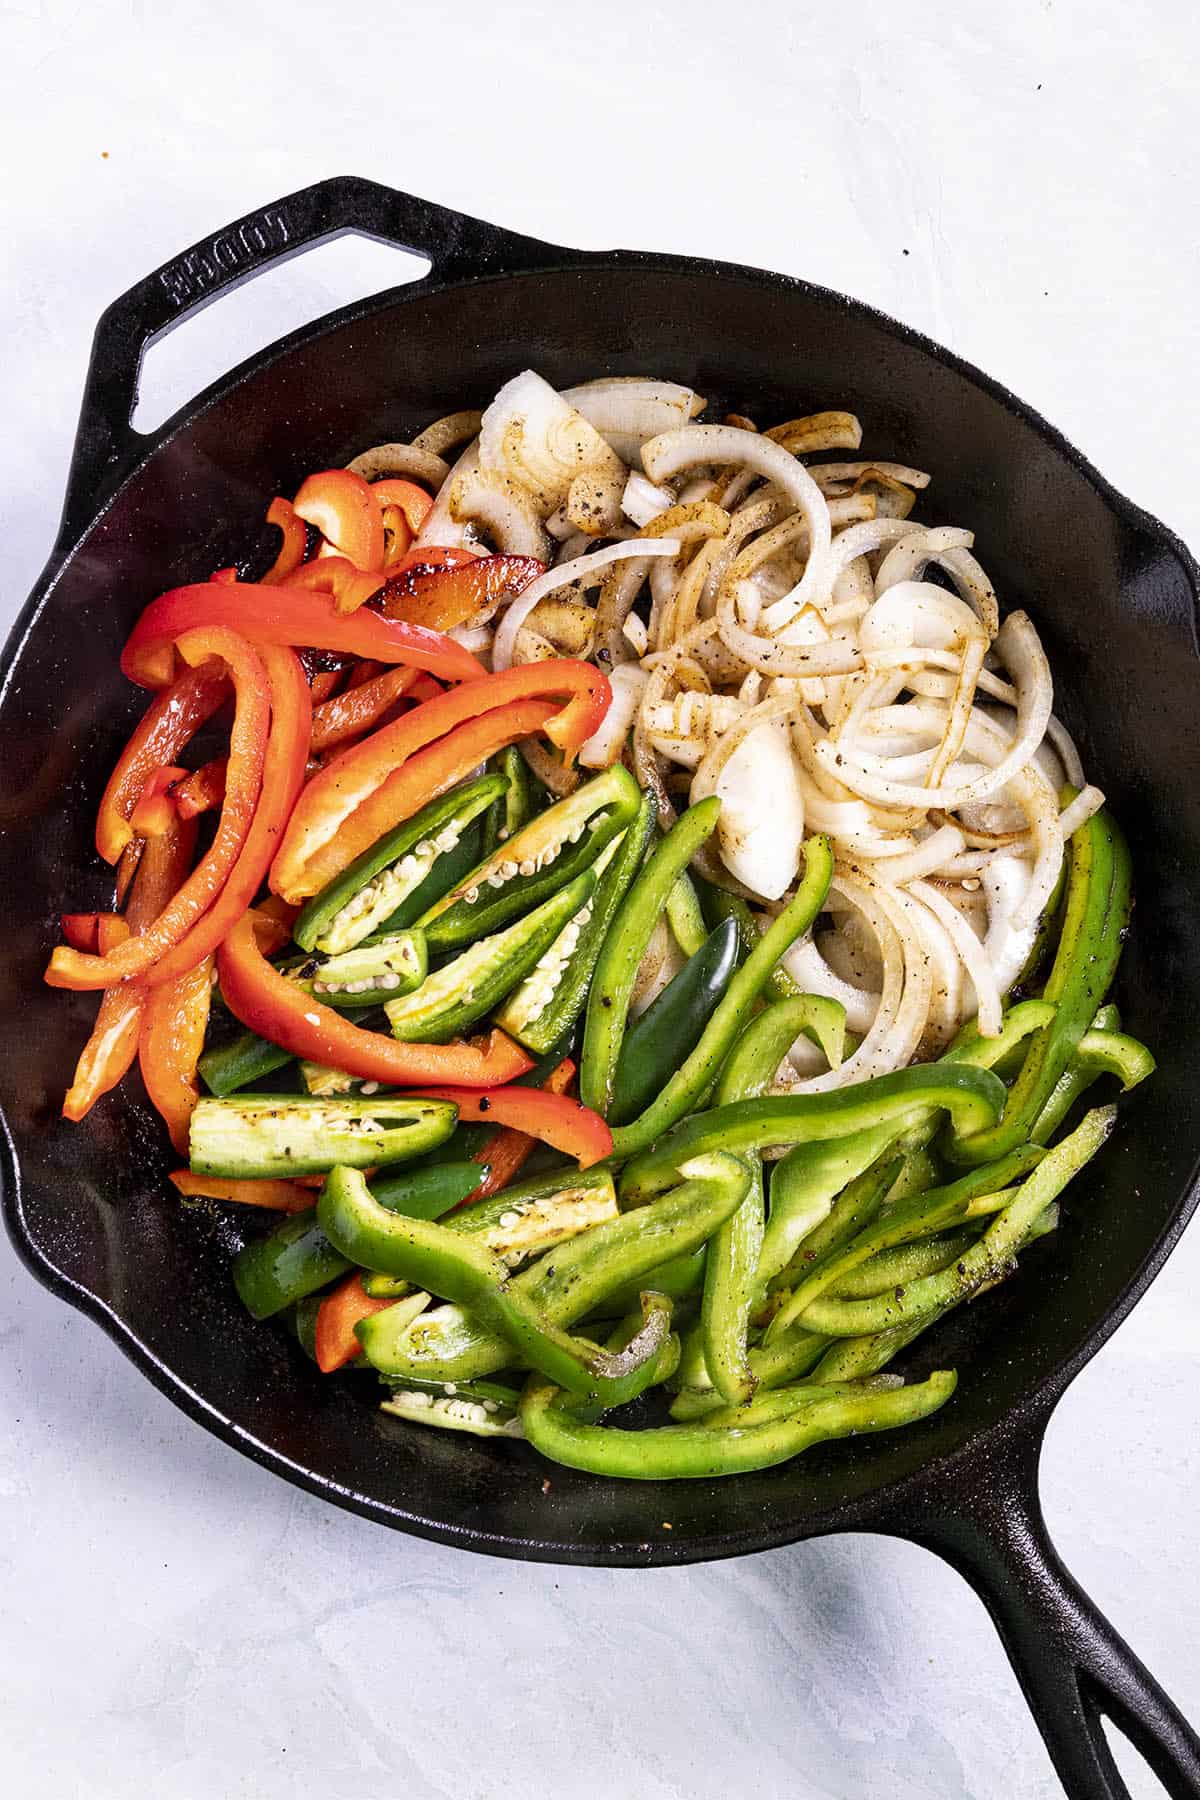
left=61, top=175, right=568, bottom=540
left=910, top=1422, right=1200, bottom=1799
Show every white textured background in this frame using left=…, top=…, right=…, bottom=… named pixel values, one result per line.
left=2, top=3, right=1197, bottom=1796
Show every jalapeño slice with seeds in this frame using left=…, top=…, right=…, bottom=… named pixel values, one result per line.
left=384, top=870, right=598, bottom=1044
left=415, top=765, right=640, bottom=953
left=293, top=774, right=506, bottom=955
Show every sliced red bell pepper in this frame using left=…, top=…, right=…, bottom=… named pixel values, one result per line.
left=94, top=659, right=229, bottom=863
left=262, top=496, right=307, bottom=586
left=217, top=908, right=532, bottom=1088
left=169, top=1171, right=314, bottom=1212
left=383, top=546, right=479, bottom=581
left=284, top=554, right=387, bottom=616
left=314, top=1271, right=397, bottom=1373
left=130, top=765, right=190, bottom=838
left=174, top=758, right=228, bottom=820
left=378, top=553, right=543, bottom=636
left=114, top=840, right=143, bottom=906
left=370, top=478, right=434, bottom=536
left=308, top=669, right=343, bottom=703
left=276, top=696, right=558, bottom=901
left=469, top=1056, right=576, bottom=1199
left=138, top=953, right=214, bottom=1154
left=48, top=628, right=270, bottom=991
left=293, top=470, right=385, bottom=573
left=380, top=506, right=413, bottom=567
left=411, top=1082, right=612, bottom=1170
left=346, top=659, right=385, bottom=689
left=62, top=814, right=197, bottom=1122
left=145, top=644, right=311, bottom=988
left=271, top=663, right=610, bottom=903
left=61, top=912, right=120, bottom=953
left=309, top=665, right=420, bottom=754
left=121, top=581, right=485, bottom=690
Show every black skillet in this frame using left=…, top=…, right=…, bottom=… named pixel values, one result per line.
left=2, top=178, right=1198, bottom=1799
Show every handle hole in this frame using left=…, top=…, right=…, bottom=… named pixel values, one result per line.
left=130, top=234, right=431, bottom=434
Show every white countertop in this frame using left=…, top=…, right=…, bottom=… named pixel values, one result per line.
left=2, top=4, right=1197, bottom=1795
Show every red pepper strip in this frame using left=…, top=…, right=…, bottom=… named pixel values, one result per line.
left=282, top=556, right=388, bottom=617
left=378, top=554, right=543, bottom=636
left=293, top=470, right=385, bottom=573
left=309, top=669, right=342, bottom=704
left=47, top=629, right=270, bottom=991
left=144, top=645, right=311, bottom=988
left=385, top=546, right=479, bottom=581
left=470, top=1056, right=576, bottom=1200
left=262, top=497, right=307, bottom=586
left=121, top=581, right=485, bottom=690
left=314, top=1271, right=397, bottom=1372
left=407, top=674, right=443, bottom=706
left=114, top=840, right=143, bottom=906
left=169, top=1170, right=314, bottom=1212
left=380, top=507, right=413, bottom=567
left=174, top=758, right=228, bottom=820
left=411, top=1084, right=612, bottom=1170
left=217, top=909, right=532, bottom=1088
left=274, top=697, right=559, bottom=902
left=95, top=660, right=229, bottom=862
left=138, top=954, right=214, bottom=1154
left=310, top=665, right=420, bottom=755
left=271, top=664, right=609, bottom=902
left=346, top=659, right=385, bottom=689
left=62, top=818, right=197, bottom=1122
left=130, top=765, right=190, bottom=838
left=211, top=567, right=239, bottom=585
left=61, top=913, right=107, bottom=953
left=96, top=915, right=131, bottom=952
left=371, top=478, right=434, bottom=536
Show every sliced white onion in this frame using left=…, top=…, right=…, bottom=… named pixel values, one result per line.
left=449, top=469, right=551, bottom=560
left=861, top=824, right=966, bottom=884
left=691, top=712, right=806, bottom=900
left=579, top=663, right=648, bottom=769
left=622, top=471, right=676, bottom=528
left=481, top=370, right=625, bottom=512
left=809, top=460, right=931, bottom=490
left=981, top=853, right=1039, bottom=996
left=782, top=937, right=880, bottom=1035
left=642, top=425, right=832, bottom=628
left=1046, top=713, right=1086, bottom=787
left=492, top=537, right=680, bottom=672
left=414, top=439, right=480, bottom=549
left=346, top=442, right=450, bottom=488
left=1057, top=784, right=1105, bottom=841
left=563, top=378, right=703, bottom=466
left=911, top=878, right=1002, bottom=1037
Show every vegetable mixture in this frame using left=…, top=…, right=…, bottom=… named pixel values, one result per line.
left=48, top=372, right=1153, bottom=1482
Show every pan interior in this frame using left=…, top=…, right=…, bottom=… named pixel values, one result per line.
left=2, top=262, right=1197, bottom=1562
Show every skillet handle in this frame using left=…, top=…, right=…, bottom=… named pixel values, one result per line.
left=60, top=175, right=568, bottom=540
left=906, top=1416, right=1200, bottom=1798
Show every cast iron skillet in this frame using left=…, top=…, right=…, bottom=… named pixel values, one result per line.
left=2, top=178, right=1198, bottom=1799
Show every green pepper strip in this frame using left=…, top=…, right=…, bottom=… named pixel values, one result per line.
left=666, top=869, right=708, bottom=957
left=581, top=797, right=722, bottom=1114
left=199, top=1029, right=296, bottom=1097
left=608, top=836, right=836, bottom=1158
left=793, top=1106, right=1114, bottom=1337
left=620, top=1062, right=1007, bottom=1204
left=495, top=793, right=658, bottom=1056
left=600, top=1247, right=707, bottom=1315
left=519, top=1367, right=957, bottom=1480
left=1032, top=1019, right=1154, bottom=1144
left=609, top=917, right=740, bottom=1126
left=318, top=1165, right=671, bottom=1406
left=357, top=1151, right=752, bottom=1383
left=482, top=746, right=537, bottom=859
left=946, top=807, right=1132, bottom=1166
left=696, top=878, right=802, bottom=1004
left=669, top=1318, right=829, bottom=1420
left=755, top=999, right=1057, bottom=1288
left=693, top=1000, right=844, bottom=1407
left=293, top=773, right=506, bottom=954
left=717, top=995, right=847, bottom=1101
left=233, top=1208, right=351, bottom=1320
left=809, top=1205, right=1062, bottom=1382
left=766, top=1143, right=1044, bottom=1338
